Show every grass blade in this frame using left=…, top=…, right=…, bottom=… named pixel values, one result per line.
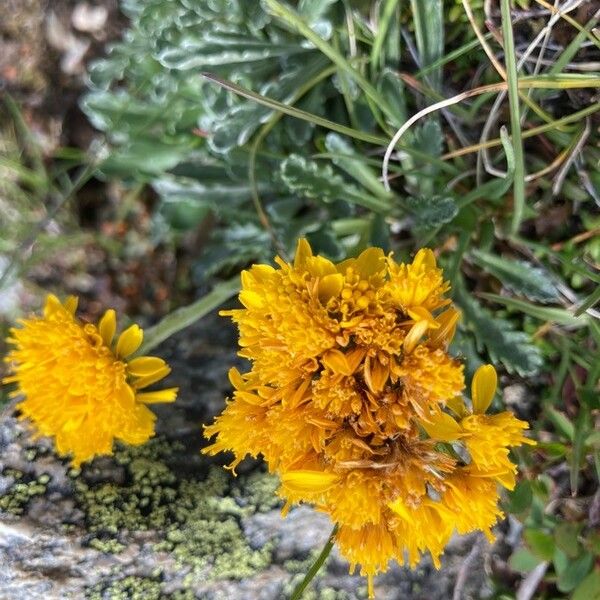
left=201, top=73, right=388, bottom=145
left=500, top=0, right=526, bottom=236
left=371, top=0, right=401, bottom=74
left=138, top=278, right=240, bottom=354
left=410, top=0, right=444, bottom=91
left=478, top=293, right=587, bottom=328
left=574, top=284, right=600, bottom=317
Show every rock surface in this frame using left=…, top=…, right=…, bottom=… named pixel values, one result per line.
left=1, top=312, right=504, bottom=599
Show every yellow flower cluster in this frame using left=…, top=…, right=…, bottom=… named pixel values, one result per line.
left=3, top=295, right=177, bottom=466
left=204, top=240, right=534, bottom=597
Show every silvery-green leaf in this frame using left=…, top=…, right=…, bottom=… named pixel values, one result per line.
left=280, top=155, right=391, bottom=213
left=471, top=249, right=561, bottom=303
left=455, top=280, right=544, bottom=376
left=405, top=195, right=458, bottom=229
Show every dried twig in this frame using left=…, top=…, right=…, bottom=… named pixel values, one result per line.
left=452, top=534, right=484, bottom=600
left=516, top=562, right=549, bottom=600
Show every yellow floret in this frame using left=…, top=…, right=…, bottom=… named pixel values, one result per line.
left=3, top=295, right=177, bottom=466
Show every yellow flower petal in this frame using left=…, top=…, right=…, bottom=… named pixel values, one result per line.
left=288, top=377, right=312, bottom=409
left=353, top=247, right=385, bottom=278
left=467, top=465, right=517, bottom=490
left=471, top=364, right=497, bottom=414
left=495, top=469, right=516, bottom=490
left=346, top=347, right=367, bottom=374
left=420, top=412, right=463, bottom=441
left=407, top=306, right=440, bottom=329
left=367, top=575, right=375, bottom=600
left=412, top=248, right=436, bottom=271
left=98, top=309, right=117, bottom=347
left=252, top=264, right=276, bottom=279
left=116, top=324, right=143, bottom=358
left=322, top=349, right=353, bottom=375
left=43, top=294, right=63, bottom=317
left=445, top=396, right=467, bottom=418
left=235, top=390, right=265, bottom=405
left=281, top=470, right=340, bottom=493
left=228, top=367, right=246, bottom=390
left=62, top=414, right=85, bottom=432
left=133, top=365, right=171, bottom=389
left=63, top=296, right=79, bottom=314
left=240, top=270, right=253, bottom=289
left=403, top=320, right=429, bottom=354
left=318, top=273, right=344, bottom=303
left=136, top=388, right=178, bottom=404
left=294, top=238, right=313, bottom=270
left=117, top=383, right=136, bottom=406
left=239, top=290, right=265, bottom=309
left=429, top=307, right=461, bottom=347
left=363, top=356, right=389, bottom=394
left=307, top=256, right=337, bottom=278
left=388, top=498, right=412, bottom=520
left=128, top=356, right=167, bottom=377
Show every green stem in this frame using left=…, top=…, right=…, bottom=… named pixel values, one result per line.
left=500, top=0, right=526, bottom=236
left=138, top=278, right=240, bottom=355
left=447, top=229, right=471, bottom=285
left=290, top=524, right=339, bottom=600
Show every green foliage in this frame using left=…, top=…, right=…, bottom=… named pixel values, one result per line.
left=280, top=154, right=390, bottom=212
left=572, top=569, right=600, bottom=600
left=82, top=0, right=455, bottom=263
left=470, top=249, right=560, bottom=303
left=70, top=2, right=600, bottom=598
left=0, top=97, right=90, bottom=315
left=454, top=279, right=544, bottom=376
left=404, top=195, right=458, bottom=231
left=505, top=480, right=533, bottom=515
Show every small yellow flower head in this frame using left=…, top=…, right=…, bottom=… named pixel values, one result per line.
left=3, top=295, right=178, bottom=466
left=422, top=364, right=536, bottom=490
left=204, top=240, right=534, bottom=597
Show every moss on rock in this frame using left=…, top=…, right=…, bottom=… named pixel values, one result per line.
left=232, top=468, right=281, bottom=512
left=74, top=439, right=275, bottom=596
left=0, top=469, right=51, bottom=515
left=85, top=575, right=163, bottom=600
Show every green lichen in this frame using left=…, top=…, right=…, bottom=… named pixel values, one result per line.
left=76, top=442, right=182, bottom=536
left=77, top=438, right=274, bottom=596
left=85, top=575, right=162, bottom=600
left=0, top=469, right=51, bottom=515
left=232, top=468, right=281, bottom=513
left=4, top=435, right=350, bottom=598
left=88, top=538, right=126, bottom=553
left=169, top=516, right=274, bottom=581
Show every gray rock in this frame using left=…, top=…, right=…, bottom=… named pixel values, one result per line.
left=243, top=505, right=332, bottom=561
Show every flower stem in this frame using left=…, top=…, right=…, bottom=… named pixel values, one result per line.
left=290, top=524, right=338, bottom=600
left=138, top=277, right=240, bottom=355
